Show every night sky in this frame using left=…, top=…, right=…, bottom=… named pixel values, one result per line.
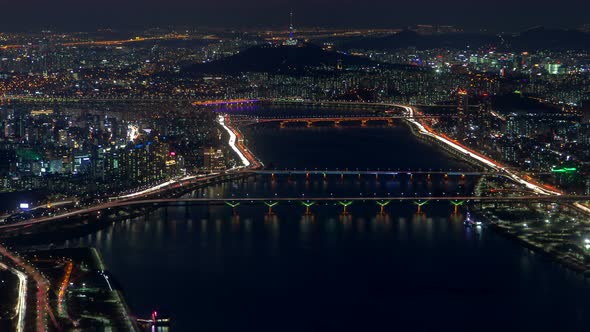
left=2, top=0, right=589, bottom=31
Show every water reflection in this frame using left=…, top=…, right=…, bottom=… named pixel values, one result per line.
left=50, top=118, right=590, bottom=331
left=299, top=216, right=313, bottom=250
left=54, top=198, right=590, bottom=332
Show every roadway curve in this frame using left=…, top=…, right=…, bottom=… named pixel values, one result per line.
left=0, top=244, right=48, bottom=332
left=398, top=104, right=589, bottom=214
left=0, top=261, right=26, bottom=332
left=400, top=105, right=562, bottom=195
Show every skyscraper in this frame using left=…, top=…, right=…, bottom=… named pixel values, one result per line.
left=457, top=88, right=469, bottom=141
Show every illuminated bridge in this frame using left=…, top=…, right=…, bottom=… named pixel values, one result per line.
left=192, top=99, right=260, bottom=107
left=234, top=115, right=455, bottom=128
left=246, top=169, right=498, bottom=177
left=2, top=195, right=590, bottom=236
left=90, top=195, right=590, bottom=206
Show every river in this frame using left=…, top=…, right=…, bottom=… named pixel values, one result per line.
left=57, top=112, right=589, bottom=331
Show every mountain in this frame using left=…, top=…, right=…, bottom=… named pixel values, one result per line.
left=505, top=27, right=590, bottom=51
left=342, top=28, right=590, bottom=51
left=342, top=30, right=500, bottom=51
left=184, top=43, right=386, bottom=74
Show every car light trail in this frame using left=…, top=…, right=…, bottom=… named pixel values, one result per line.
left=573, top=202, right=590, bottom=214
left=192, top=99, right=259, bottom=106
left=0, top=262, right=27, bottom=332
left=218, top=115, right=251, bottom=168
left=398, top=105, right=563, bottom=197
left=0, top=243, right=49, bottom=332
left=113, top=174, right=219, bottom=200
left=57, top=261, right=73, bottom=317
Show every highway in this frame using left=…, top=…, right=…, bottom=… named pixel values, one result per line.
left=218, top=114, right=263, bottom=169
left=0, top=244, right=47, bottom=332
left=218, top=115, right=252, bottom=168
left=0, top=261, right=26, bottom=332
left=193, top=99, right=260, bottom=107
left=399, top=104, right=590, bottom=214
left=57, top=261, right=73, bottom=318
left=399, top=105, right=563, bottom=196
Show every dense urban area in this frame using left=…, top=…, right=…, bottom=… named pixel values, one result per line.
left=1, top=19, right=590, bottom=331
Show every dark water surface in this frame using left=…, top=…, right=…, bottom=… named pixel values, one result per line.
left=60, top=124, right=589, bottom=331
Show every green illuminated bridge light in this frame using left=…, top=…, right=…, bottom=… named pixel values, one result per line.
left=338, top=201, right=353, bottom=214
left=224, top=201, right=241, bottom=208
left=551, top=167, right=577, bottom=173
left=264, top=201, right=279, bottom=214
left=301, top=201, right=316, bottom=215
left=377, top=200, right=391, bottom=214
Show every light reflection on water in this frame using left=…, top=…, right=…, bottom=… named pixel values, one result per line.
left=59, top=199, right=590, bottom=332
left=56, top=122, right=590, bottom=331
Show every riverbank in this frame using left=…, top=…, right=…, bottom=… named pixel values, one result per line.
left=0, top=172, right=252, bottom=242
left=471, top=207, right=590, bottom=277
left=402, top=119, right=486, bottom=170
left=403, top=112, right=590, bottom=277
left=21, top=247, right=139, bottom=331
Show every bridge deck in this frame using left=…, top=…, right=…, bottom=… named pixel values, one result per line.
left=124, top=196, right=590, bottom=204
left=247, top=170, right=494, bottom=176
left=2, top=195, right=589, bottom=231
left=233, top=115, right=455, bottom=126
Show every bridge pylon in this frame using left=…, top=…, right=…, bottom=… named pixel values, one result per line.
left=376, top=200, right=391, bottom=215
left=414, top=200, right=428, bottom=214
left=339, top=201, right=353, bottom=215
left=264, top=201, right=279, bottom=215
left=301, top=201, right=316, bottom=215
left=225, top=201, right=241, bottom=215
left=450, top=200, right=465, bottom=214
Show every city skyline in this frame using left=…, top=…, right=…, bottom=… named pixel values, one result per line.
left=1, top=3, right=590, bottom=331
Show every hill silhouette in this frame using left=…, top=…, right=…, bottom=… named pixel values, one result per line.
left=184, top=43, right=405, bottom=74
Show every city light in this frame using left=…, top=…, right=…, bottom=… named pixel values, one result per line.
left=0, top=12, right=589, bottom=332
left=551, top=167, right=577, bottom=173
left=401, top=104, right=563, bottom=196
left=218, top=115, right=251, bottom=168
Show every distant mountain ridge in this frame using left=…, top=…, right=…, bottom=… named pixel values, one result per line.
left=342, top=28, right=590, bottom=51
left=506, top=27, right=590, bottom=51
left=343, top=30, right=498, bottom=50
